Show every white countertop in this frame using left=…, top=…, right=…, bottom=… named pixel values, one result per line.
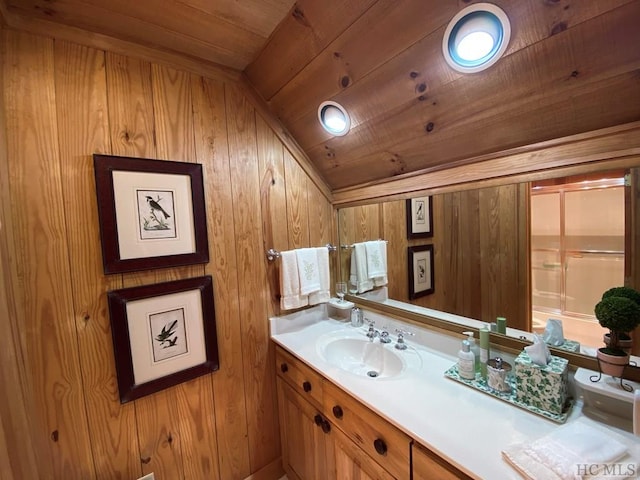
left=270, top=305, right=638, bottom=480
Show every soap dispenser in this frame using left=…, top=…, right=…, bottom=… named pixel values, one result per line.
left=463, top=331, right=480, bottom=373
left=457, top=339, right=476, bottom=380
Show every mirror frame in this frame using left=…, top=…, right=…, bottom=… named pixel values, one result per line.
left=334, top=121, right=640, bottom=382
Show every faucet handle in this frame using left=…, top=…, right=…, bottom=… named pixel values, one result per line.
left=367, top=319, right=375, bottom=328
left=394, top=329, right=414, bottom=350
left=395, top=328, right=414, bottom=338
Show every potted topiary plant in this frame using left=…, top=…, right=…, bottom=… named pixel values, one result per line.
left=601, top=286, right=640, bottom=353
left=594, top=286, right=640, bottom=377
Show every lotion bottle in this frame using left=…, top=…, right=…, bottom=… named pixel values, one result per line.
left=463, top=331, right=480, bottom=373
left=457, top=339, right=476, bottom=380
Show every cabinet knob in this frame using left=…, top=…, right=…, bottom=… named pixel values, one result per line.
left=280, top=363, right=288, bottom=373
left=373, top=438, right=387, bottom=456
left=314, top=414, right=323, bottom=426
left=332, top=405, right=343, bottom=419
left=321, top=419, right=331, bottom=434
left=302, top=381, right=312, bottom=392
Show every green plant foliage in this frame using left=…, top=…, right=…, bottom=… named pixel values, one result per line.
left=595, top=296, right=640, bottom=352
left=601, top=286, right=640, bottom=306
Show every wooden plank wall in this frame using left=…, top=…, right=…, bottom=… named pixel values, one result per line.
left=1, top=26, right=332, bottom=480
left=339, top=185, right=529, bottom=330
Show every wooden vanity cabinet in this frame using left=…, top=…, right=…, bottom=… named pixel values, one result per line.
left=323, top=380, right=411, bottom=479
left=276, top=379, right=334, bottom=480
left=275, top=345, right=465, bottom=480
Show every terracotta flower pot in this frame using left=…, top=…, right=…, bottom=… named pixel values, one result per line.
left=603, top=333, right=633, bottom=354
left=596, top=348, right=629, bottom=377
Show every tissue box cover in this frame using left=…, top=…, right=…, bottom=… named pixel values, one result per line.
left=514, top=351, right=568, bottom=414
left=551, top=339, right=580, bottom=353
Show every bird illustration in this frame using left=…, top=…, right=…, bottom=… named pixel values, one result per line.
left=164, top=337, right=178, bottom=348
left=155, top=320, right=178, bottom=345
left=146, top=196, right=170, bottom=219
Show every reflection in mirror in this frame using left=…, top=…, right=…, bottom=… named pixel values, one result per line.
left=338, top=167, right=639, bottom=359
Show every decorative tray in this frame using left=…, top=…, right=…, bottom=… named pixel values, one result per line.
left=444, top=364, right=573, bottom=424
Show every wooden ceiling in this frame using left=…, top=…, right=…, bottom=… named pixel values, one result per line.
left=2, top=0, right=640, bottom=191
left=246, top=0, right=640, bottom=190
left=2, top=0, right=296, bottom=70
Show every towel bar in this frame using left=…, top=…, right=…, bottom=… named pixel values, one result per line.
left=266, top=243, right=337, bottom=262
left=340, top=239, right=388, bottom=250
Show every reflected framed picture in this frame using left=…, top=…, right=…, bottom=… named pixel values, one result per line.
left=408, top=245, right=434, bottom=299
left=107, top=276, right=219, bottom=403
left=406, top=196, right=433, bottom=239
left=94, top=154, right=209, bottom=274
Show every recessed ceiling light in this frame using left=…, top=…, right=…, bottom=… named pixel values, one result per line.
left=443, top=3, right=511, bottom=74
left=318, top=101, right=351, bottom=136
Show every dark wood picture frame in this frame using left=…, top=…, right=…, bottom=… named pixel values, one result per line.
left=94, top=154, right=209, bottom=274
left=107, top=276, right=219, bottom=403
left=408, top=244, right=435, bottom=299
left=406, top=196, right=433, bottom=239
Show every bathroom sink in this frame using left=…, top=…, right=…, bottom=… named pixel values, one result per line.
left=317, top=332, right=420, bottom=379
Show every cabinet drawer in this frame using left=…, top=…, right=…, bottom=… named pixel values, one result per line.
left=412, top=441, right=473, bottom=480
left=275, top=346, right=324, bottom=409
left=324, top=380, right=411, bottom=480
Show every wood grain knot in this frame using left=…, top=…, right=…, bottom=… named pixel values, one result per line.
left=416, top=83, right=427, bottom=93
left=417, top=95, right=427, bottom=102
left=409, top=71, right=419, bottom=79
left=140, top=457, right=151, bottom=465
left=425, top=122, right=435, bottom=133
left=570, top=70, right=579, bottom=78
left=551, top=21, right=567, bottom=36
left=333, top=52, right=342, bottom=59
left=167, top=433, right=173, bottom=444
left=82, top=312, right=90, bottom=322
left=340, top=76, right=350, bottom=88
left=292, top=7, right=310, bottom=27
left=50, top=430, right=59, bottom=442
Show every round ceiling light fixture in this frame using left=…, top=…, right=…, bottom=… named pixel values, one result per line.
left=442, top=3, right=511, bottom=74
left=318, top=101, right=351, bottom=136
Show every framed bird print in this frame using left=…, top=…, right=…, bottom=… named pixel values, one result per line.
left=406, top=196, right=433, bottom=239
left=107, top=276, right=219, bottom=403
left=408, top=244, right=434, bottom=299
left=94, top=154, right=209, bottom=273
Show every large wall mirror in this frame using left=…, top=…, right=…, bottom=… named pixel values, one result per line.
left=337, top=156, right=640, bottom=367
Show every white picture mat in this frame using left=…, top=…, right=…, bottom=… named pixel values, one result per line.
left=113, top=171, right=196, bottom=260
left=126, top=289, right=206, bottom=385
left=410, top=196, right=432, bottom=234
left=412, top=249, right=433, bottom=293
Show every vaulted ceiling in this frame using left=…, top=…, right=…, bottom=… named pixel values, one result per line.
left=3, top=0, right=640, bottom=191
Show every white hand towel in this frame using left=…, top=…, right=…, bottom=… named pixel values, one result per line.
left=279, top=250, right=308, bottom=310
left=309, top=247, right=330, bottom=305
left=502, top=417, right=638, bottom=480
left=296, top=247, right=321, bottom=295
left=351, top=243, right=373, bottom=293
left=365, top=240, right=388, bottom=287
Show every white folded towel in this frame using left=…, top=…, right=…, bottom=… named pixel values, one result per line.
left=309, top=247, right=330, bottom=305
left=350, top=242, right=373, bottom=293
left=365, top=240, right=388, bottom=287
left=279, top=250, right=308, bottom=310
left=502, top=417, right=639, bottom=480
left=296, top=247, right=321, bottom=295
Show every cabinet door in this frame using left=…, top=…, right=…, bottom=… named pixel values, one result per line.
left=412, top=442, right=472, bottom=480
left=277, top=378, right=334, bottom=480
left=332, top=426, right=395, bottom=480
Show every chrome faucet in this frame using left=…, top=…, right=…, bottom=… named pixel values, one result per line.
left=379, top=328, right=392, bottom=344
